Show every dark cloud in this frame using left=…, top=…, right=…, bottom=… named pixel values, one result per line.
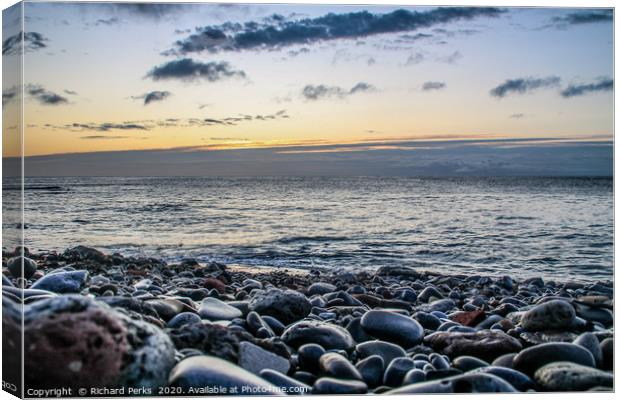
left=422, top=81, right=446, bottom=91
left=146, top=58, right=246, bottom=82
left=80, top=135, right=129, bottom=140
left=302, top=82, right=376, bottom=101
left=2, top=87, right=18, bottom=106
left=437, top=51, right=462, bottom=64
left=550, top=9, right=613, bottom=27
left=171, top=7, right=505, bottom=54
left=64, top=90, right=78, bottom=95
left=510, top=113, right=525, bottom=119
left=490, top=76, right=561, bottom=98
left=132, top=90, right=172, bottom=105
left=113, top=3, right=189, bottom=19
left=2, top=31, right=48, bottom=55
left=561, top=78, right=613, bottom=98
left=68, top=122, right=149, bottom=132
left=46, top=110, right=290, bottom=133
left=26, top=84, right=69, bottom=105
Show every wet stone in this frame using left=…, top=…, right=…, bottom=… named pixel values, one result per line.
left=600, top=338, right=613, bottom=371
left=534, top=362, right=614, bottom=391
left=297, top=343, right=326, bottom=373
left=424, top=330, right=522, bottom=362
left=386, top=372, right=517, bottom=393
left=520, top=300, right=576, bottom=331
left=249, top=288, right=312, bottom=325
left=318, top=352, right=362, bottom=380
left=360, top=310, right=424, bottom=348
left=312, top=377, right=368, bottom=394
left=512, top=342, right=596, bottom=376
left=383, top=357, right=415, bottom=387
left=573, top=332, right=603, bottom=368
left=355, top=355, right=384, bottom=388
left=474, top=366, right=536, bottom=391
left=199, top=297, right=243, bottom=321
left=281, top=320, right=355, bottom=351
left=238, top=341, right=290, bottom=375
left=168, top=355, right=279, bottom=394
left=453, top=356, right=489, bottom=372
left=167, top=312, right=201, bottom=329
left=259, top=369, right=311, bottom=395
left=31, top=270, right=89, bottom=294
left=356, top=340, right=407, bottom=366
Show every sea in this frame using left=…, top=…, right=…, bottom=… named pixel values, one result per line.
left=2, top=176, right=613, bottom=282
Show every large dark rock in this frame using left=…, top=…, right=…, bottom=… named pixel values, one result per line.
left=424, top=330, right=522, bottom=362
left=534, top=362, right=613, bottom=391
left=281, top=320, right=355, bottom=351
left=474, top=366, right=536, bottom=391
left=520, top=300, right=575, bottom=331
left=573, top=332, right=603, bottom=368
left=360, top=310, right=424, bottom=348
left=168, top=321, right=246, bottom=362
left=318, top=352, right=362, bottom=380
left=23, top=296, right=128, bottom=390
left=249, top=288, right=311, bottom=325
left=355, top=355, right=384, bottom=388
left=238, top=341, right=290, bottom=375
left=512, top=342, right=596, bottom=376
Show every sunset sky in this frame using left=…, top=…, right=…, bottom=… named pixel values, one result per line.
left=1, top=2, right=614, bottom=176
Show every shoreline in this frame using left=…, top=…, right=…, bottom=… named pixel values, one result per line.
left=2, top=245, right=614, bottom=394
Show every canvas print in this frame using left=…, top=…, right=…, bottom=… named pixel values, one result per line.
left=1, top=1, right=614, bottom=397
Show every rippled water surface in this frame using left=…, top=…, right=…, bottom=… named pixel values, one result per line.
left=2, top=176, right=613, bottom=281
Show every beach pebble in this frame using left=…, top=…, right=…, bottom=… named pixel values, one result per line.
left=418, top=286, right=443, bottom=302
left=249, top=288, right=311, bottom=325
left=199, top=297, right=243, bottom=321
left=420, top=298, right=456, bottom=313
left=31, top=270, right=88, bottom=293
left=492, top=353, right=517, bottom=368
left=573, top=303, right=613, bottom=327
left=360, top=310, right=424, bottom=347
left=319, top=352, right=363, bottom=380
left=355, top=355, right=384, bottom=388
left=308, top=282, right=337, bottom=296
left=238, top=341, right=290, bottom=375
left=167, top=312, right=201, bottom=329
left=474, top=366, right=536, bottom=391
left=168, top=322, right=242, bottom=363
left=168, top=355, right=279, bottom=394
left=600, top=338, right=613, bottom=371
left=402, top=369, right=426, bottom=385
left=534, top=362, right=613, bottom=391
left=452, top=356, right=489, bottom=372
left=312, top=377, right=368, bottom=394
left=573, top=332, right=603, bottom=367
left=383, top=357, right=415, bottom=387
left=65, top=245, right=106, bottom=262
left=262, top=315, right=285, bottom=335
left=297, top=343, right=325, bottom=372
left=424, top=330, right=522, bottom=362
left=356, top=340, right=406, bottom=366
left=512, top=342, right=595, bottom=376
left=413, top=311, right=442, bottom=330
left=520, top=300, right=575, bottom=331
left=281, top=320, right=355, bottom=351
left=386, top=372, right=517, bottom=393
left=7, top=256, right=37, bottom=279
left=259, top=369, right=311, bottom=395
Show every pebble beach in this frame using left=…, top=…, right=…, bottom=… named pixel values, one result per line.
left=2, top=245, right=614, bottom=395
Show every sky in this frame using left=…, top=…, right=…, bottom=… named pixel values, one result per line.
left=1, top=2, right=614, bottom=176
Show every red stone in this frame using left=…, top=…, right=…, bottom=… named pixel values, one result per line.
left=204, top=277, right=226, bottom=294
left=451, top=310, right=486, bottom=327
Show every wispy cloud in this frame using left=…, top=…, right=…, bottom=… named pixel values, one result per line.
left=132, top=90, right=172, bottom=105
left=170, top=7, right=505, bottom=54
left=146, top=58, right=246, bottom=82
left=561, top=78, right=613, bottom=98
left=550, top=9, right=613, bottom=28
left=422, top=81, right=446, bottom=91
left=2, top=31, right=48, bottom=55
left=302, top=82, right=376, bottom=101
left=490, top=76, right=561, bottom=98
left=509, top=113, right=525, bottom=119
left=26, top=84, right=69, bottom=105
